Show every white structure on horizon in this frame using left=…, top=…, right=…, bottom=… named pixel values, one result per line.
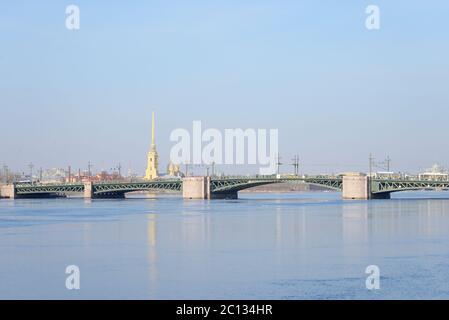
left=419, top=164, right=448, bottom=181
left=40, top=168, right=66, bottom=183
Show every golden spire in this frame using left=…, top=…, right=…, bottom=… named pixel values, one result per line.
left=151, top=111, right=156, bottom=150
left=145, top=111, right=159, bottom=180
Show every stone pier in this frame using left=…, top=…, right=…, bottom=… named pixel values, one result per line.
left=0, top=184, right=16, bottom=199
left=342, top=173, right=370, bottom=200
left=342, top=173, right=390, bottom=200
left=84, top=182, right=93, bottom=199
left=182, top=177, right=211, bottom=199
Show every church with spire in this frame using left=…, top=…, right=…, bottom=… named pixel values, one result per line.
left=144, top=112, right=159, bottom=180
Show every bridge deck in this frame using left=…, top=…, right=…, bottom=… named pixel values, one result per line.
left=7, top=177, right=449, bottom=199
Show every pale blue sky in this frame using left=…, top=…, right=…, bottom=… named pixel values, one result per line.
left=1, top=1, right=448, bottom=175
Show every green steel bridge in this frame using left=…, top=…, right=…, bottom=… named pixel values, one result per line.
left=5, top=176, right=449, bottom=199
left=371, top=179, right=449, bottom=195
left=12, top=176, right=339, bottom=199
left=13, top=179, right=182, bottom=199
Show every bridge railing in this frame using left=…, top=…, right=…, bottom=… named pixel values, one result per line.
left=92, top=178, right=182, bottom=185
left=14, top=178, right=184, bottom=188
left=211, top=175, right=278, bottom=180
left=14, top=182, right=84, bottom=188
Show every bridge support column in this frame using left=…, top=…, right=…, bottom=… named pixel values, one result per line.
left=182, top=177, right=211, bottom=199
left=0, top=184, right=16, bottom=199
left=84, top=182, right=93, bottom=199
left=342, top=174, right=371, bottom=200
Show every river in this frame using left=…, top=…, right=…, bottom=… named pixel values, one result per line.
left=1, top=191, right=449, bottom=299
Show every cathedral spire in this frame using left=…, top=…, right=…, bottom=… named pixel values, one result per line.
left=151, top=111, right=155, bottom=149
left=145, top=112, right=159, bottom=180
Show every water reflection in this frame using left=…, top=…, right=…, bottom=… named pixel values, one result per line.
left=2, top=192, right=449, bottom=299
left=342, top=202, right=368, bottom=244
left=82, top=222, right=92, bottom=245
left=339, top=198, right=449, bottom=241
left=181, top=201, right=211, bottom=249
left=147, top=213, right=157, bottom=299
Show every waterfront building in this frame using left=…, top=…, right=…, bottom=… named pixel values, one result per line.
left=419, top=164, right=449, bottom=181
left=167, top=162, right=182, bottom=177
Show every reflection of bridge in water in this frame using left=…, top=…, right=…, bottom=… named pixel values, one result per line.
left=1, top=175, right=449, bottom=200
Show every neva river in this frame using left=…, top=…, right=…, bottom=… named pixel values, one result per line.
left=1, top=192, right=449, bottom=299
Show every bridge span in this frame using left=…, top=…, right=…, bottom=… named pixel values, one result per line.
left=1, top=174, right=449, bottom=200
left=0, top=176, right=339, bottom=199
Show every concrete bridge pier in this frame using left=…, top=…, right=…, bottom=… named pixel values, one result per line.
left=0, top=184, right=16, bottom=199
left=182, top=177, right=211, bottom=199
left=84, top=182, right=93, bottom=199
left=182, top=177, right=239, bottom=199
left=342, top=173, right=390, bottom=200
left=342, top=174, right=370, bottom=200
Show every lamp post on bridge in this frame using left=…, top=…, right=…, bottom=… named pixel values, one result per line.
left=276, top=153, right=282, bottom=176
left=28, top=163, right=34, bottom=185
left=369, top=154, right=393, bottom=176
left=291, top=155, right=300, bottom=176
left=117, top=163, right=122, bottom=178
left=385, top=156, right=391, bottom=172
left=87, top=161, right=93, bottom=180
left=369, top=154, right=374, bottom=178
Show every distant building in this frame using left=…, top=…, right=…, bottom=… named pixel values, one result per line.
left=41, top=168, right=66, bottom=183
left=94, top=171, right=123, bottom=182
left=65, top=169, right=90, bottom=183
left=166, top=162, right=183, bottom=178
left=373, top=171, right=403, bottom=180
left=419, top=164, right=448, bottom=181
left=64, top=170, right=124, bottom=183
left=340, top=172, right=366, bottom=177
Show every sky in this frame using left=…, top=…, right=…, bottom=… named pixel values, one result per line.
left=1, top=0, right=448, bottom=176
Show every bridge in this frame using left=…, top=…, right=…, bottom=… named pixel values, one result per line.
left=0, top=176, right=340, bottom=199
left=1, top=174, right=449, bottom=200
left=371, top=179, right=449, bottom=197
